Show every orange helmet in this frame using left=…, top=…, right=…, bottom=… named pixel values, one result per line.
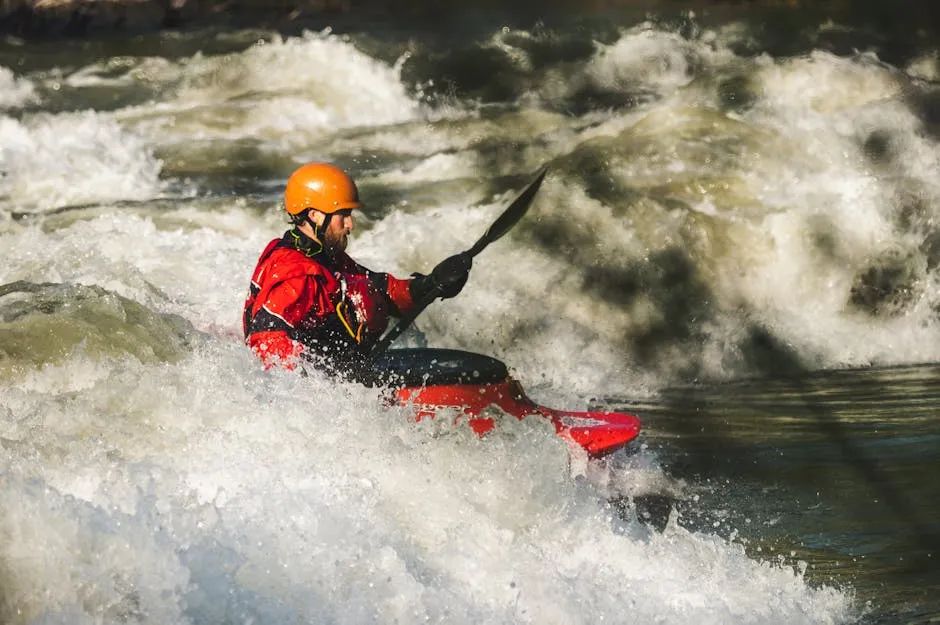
left=284, top=162, right=362, bottom=216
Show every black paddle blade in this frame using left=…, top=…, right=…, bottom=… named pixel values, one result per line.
left=466, top=166, right=548, bottom=258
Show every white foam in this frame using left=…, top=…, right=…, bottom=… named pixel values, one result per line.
left=753, top=51, right=902, bottom=115
left=720, top=51, right=940, bottom=369
left=370, top=151, right=479, bottom=185
left=0, top=341, right=854, bottom=624
left=488, top=42, right=940, bottom=381
left=586, top=24, right=735, bottom=98
left=0, top=65, right=36, bottom=109
left=63, top=55, right=179, bottom=90
left=0, top=111, right=164, bottom=213
left=906, top=50, right=939, bottom=82
left=0, top=209, right=271, bottom=332
left=118, top=30, right=421, bottom=147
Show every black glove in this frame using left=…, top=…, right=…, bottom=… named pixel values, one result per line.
left=411, top=252, right=472, bottom=301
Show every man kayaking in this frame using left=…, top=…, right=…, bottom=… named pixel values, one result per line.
left=242, top=162, right=471, bottom=377
left=242, top=164, right=640, bottom=456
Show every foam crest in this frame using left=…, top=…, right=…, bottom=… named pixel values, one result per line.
left=370, top=151, right=479, bottom=185
left=753, top=51, right=902, bottom=115
left=63, top=55, right=179, bottom=90
left=730, top=52, right=940, bottom=368
left=0, top=341, right=853, bottom=624
left=0, top=211, right=271, bottom=332
left=0, top=65, right=36, bottom=109
left=0, top=111, right=163, bottom=213
left=586, top=25, right=733, bottom=97
left=906, top=51, right=939, bottom=82
left=452, top=42, right=940, bottom=382
left=122, top=30, right=421, bottom=145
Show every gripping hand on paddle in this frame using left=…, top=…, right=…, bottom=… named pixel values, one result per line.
left=412, top=252, right=472, bottom=301
left=372, top=166, right=546, bottom=357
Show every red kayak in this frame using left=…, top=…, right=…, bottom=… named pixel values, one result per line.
left=372, top=348, right=641, bottom=457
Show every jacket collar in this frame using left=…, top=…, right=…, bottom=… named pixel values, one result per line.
left=284, top=227, right=325, bottom=258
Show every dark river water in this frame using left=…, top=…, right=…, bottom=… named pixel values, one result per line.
left=0, top=5, right=938, bottom=623
left=618, top=364, right=940, bottom=623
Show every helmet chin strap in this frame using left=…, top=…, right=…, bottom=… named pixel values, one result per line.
left=306, top=211, right=333, bottom=242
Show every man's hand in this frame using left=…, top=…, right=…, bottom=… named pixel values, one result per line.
left=430, top=252, right=472, bottom=298
left=411, top=252, right=472, bottom=301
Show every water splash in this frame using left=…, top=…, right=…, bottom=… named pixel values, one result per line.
left=0, top=339, right=855, bottom=624
left=0, top=111, right=163, bottom=214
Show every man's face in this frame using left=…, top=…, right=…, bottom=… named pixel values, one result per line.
left=318, top=210, right=354, bottom=252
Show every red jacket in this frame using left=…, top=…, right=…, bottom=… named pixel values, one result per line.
left=243, top=229, right=415, bottom=371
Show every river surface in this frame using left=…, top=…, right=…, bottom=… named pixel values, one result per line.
left=0, top=6, right=938, bottom=624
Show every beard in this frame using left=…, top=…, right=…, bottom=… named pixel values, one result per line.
left=324, top=231, right=348, bottom=253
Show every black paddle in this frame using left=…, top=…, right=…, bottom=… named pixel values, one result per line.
left=369, top=166, right=548, bottom=356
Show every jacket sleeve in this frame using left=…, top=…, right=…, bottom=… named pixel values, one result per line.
left=247, top=329, right=303, bottom=369
left=334, top=252, right=415, bottom=316
left=371, top=272, right=415, bottom=317
left=246, top=274, right=327, bottom=369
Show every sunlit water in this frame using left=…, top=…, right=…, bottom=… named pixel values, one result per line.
left=1, top=9, right=938, bottom=623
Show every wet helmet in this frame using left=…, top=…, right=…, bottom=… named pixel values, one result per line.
left=284, top=162, right=362, bottom=216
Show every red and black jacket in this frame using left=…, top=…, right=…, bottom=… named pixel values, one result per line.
left=243, top=229, right=416, bottom=374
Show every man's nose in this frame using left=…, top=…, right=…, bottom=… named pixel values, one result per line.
left=345, top=215, right=354, bottom=231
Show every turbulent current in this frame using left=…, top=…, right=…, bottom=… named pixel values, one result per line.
left=0, top=9, right=938, bottom=624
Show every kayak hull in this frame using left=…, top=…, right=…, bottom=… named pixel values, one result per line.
left=373, top=348, right=641, bottom=457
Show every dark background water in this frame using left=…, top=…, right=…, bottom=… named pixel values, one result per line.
left=4, top=0, right=939, bottom=66
left=620, top=365, right=940, bottom=623
left=5, top=1, right=939, bottom=140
